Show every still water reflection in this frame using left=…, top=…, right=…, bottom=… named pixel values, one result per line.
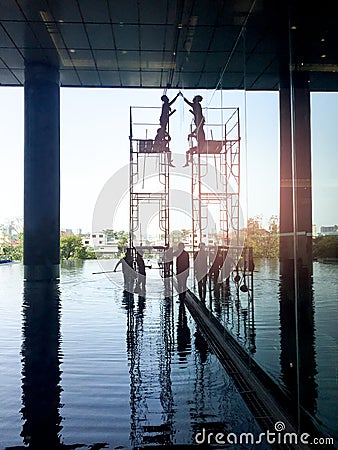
left=0, top=259, right=337, bottom=448
left=2, top=260, right=270, bottom=449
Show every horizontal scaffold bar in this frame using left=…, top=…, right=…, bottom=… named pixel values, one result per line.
left=132, top=193, right=167, bottom=200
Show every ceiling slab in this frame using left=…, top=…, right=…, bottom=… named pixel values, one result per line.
left=0, top=0, right=337, bottom=91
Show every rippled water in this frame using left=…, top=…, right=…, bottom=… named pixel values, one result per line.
left=1, top=260, right=272, bottom=449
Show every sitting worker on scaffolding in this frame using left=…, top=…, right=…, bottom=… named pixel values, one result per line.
left=182, top=94, right=206, bottom=167
left=152, top=127, right=175, bottom=167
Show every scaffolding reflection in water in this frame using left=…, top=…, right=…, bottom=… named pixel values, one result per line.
left=125, top=288, right=175, bottom=448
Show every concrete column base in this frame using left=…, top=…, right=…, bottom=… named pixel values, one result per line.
left=24, top=264, right=60, bottom=282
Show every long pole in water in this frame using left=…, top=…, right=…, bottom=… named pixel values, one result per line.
left=92, top=270, right=120, bottom=274
left=93, top=265, right=153, bottom=275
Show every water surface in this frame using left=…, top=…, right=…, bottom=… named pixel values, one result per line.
left=1, top=260, right=272, bottom=449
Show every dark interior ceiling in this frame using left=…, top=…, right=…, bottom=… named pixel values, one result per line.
left=1, top=0, right=338, bottom=91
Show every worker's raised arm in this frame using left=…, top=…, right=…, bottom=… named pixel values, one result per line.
left=169, top=92, right=180, bottom=106
left=182, top=95, right=193, bottom=107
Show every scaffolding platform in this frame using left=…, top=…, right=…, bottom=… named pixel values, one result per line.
left=137, top=138, right=172, bottom=154
left=188, top=108, right=241, bottom=252
left=188, top=140, right=225, bottom=154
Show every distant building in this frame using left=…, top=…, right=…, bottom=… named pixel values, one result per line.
left=82, top=232, right=107, bottom=247
left=319, top=225, right=338, bottom=236
left=82, top=231, right=118, bottom=256
left=60, top=230, right=73, bottom=237
left=183, top=231, right=224, bottom=252
left=0, top=220, right=23, bottom=247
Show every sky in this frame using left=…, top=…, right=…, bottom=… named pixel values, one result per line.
left=0, top=86, right=337, bottom=233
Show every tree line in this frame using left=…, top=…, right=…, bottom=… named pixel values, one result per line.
left=1, top=221, right=337, bottom=261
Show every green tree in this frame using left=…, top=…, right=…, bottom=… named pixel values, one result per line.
left=265, top=215, right=279, bottom=258
left=313, top=235, right=338, bottom=259
left=1, top=232, right=23, bottom=261
left=60, top=235, right=92, bottom=260
left=245, top=215, right=279, bottom=258
left=84, top=246, right=96, bottom=259
left=181, top=228, right=190, bottom=241
left=170, top=230, right=183, bottom=246
left=113, top=230, right=129, bottom=253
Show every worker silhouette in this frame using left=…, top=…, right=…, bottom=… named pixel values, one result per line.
left=208, top=246, right=226, bottom=296
left=163, top=246, right=174, bottom=298
left=114, top=248, right=135, bottom=293
left=194, top=242, right=208, bottom=302
left=182, top=94, right=206, bottom=167
left=160, top=93, right=180, bottom=131
left=175, top=242, right=190, bottom=300
left=153, top=127, right=175, bottom=167
left=135, top=249, right=146, bottom=296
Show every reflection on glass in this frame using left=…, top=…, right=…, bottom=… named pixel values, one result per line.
left=201, top=273, right=256, bottom=355
left=279, top=273, right=317, bottom=424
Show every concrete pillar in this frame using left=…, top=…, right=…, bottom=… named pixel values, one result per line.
left=24, top=64, right=60, bottom=280
left=279, top=72, right=313, bottom=276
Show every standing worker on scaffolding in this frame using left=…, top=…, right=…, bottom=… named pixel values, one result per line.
left=155, top=92, right=179, bottom=167
left=159, top=92, right=180, bottom=131
left=182, top=94, right=206, bottom=167
left=182, top=94, right=206, bottom=144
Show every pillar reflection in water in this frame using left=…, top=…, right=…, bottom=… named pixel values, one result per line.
left=279, top=272, right=317, bottom=423
left=21, top=281, right=63, bottom=448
